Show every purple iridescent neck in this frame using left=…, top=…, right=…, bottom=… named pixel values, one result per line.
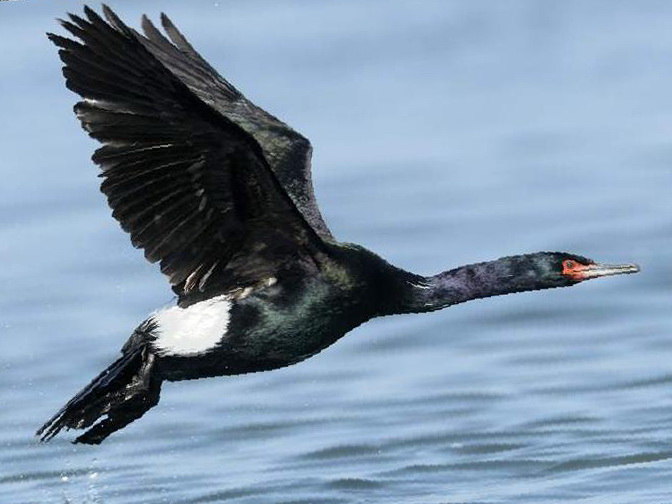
left=400, top=253, right=575, bottom=314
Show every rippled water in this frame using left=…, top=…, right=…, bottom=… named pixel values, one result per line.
left=2, top=1, right=671, bottom=503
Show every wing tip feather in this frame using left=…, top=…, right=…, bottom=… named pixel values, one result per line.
left=159, top=12, right=180, bottom=39
left=100, top=3, right=132, bottom=37
left=140, top=13, right=163, bottom=43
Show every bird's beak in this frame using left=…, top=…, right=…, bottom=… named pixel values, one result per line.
left=572, top=262, right=640, bottom=280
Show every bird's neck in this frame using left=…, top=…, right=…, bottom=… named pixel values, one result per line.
left=402, top=256, right=552, bottom=313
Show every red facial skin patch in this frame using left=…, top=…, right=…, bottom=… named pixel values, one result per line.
left=562, top=259, right=591, bottom=281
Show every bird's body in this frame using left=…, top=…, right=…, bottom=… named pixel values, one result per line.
left=150, top=244, right=399, bottom=380
left=37, top=5, right=639, bottom=444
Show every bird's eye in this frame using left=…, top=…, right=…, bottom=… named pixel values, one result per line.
left=564, top=260, right=574, bottom=269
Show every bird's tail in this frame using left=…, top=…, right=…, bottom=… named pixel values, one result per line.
left=36, top=343, right=162, bottom=444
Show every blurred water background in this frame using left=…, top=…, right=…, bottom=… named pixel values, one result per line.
left=1, top=1, right=671, bottom=503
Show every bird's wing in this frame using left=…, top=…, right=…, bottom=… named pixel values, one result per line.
left=49, top=6, right=329, bottom=297
left=129, top=9, right=334, bottom=241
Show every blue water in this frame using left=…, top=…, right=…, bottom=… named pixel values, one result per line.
left=1, top=1, right=671, bottom=503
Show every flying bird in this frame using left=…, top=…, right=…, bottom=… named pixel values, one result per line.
left=37, top=5, right=639, bottom=444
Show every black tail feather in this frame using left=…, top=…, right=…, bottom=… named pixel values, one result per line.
left=36, top=345, right=161, bottom=444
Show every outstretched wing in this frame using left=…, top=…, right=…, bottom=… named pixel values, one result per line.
left=130, top=9, right=334, bottom=241
left=49, top=6, right=328, bottom=298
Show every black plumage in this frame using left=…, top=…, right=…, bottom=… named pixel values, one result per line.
left=49, top=6, right=327, bottom=299
left=37, top=6, right=638, bottom=444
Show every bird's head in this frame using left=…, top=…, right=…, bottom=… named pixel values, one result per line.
left=533, top=252, right=640, bottom=287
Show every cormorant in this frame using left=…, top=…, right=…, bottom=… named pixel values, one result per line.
left=37, top=5, right=639, bottom=444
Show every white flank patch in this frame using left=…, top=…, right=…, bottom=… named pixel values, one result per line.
left=152, top=295, right=231, bottom=356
